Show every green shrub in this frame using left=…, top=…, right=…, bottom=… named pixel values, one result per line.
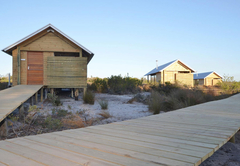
left=148, top=91, right=165, bottom=114
left=151, top=82, right=180, bottom=95
left=57, top=109, right=68, bottom=117
left=98, top=100, right=108, bottom=110
left=47, top=93, right=62, bottom=106
left=88, top=75, right=143, bottom=94
left=217, top=75, right=240, bottom=94
left=88, top=77, right=108, bottom=93
left=83, top=91, right=95, bottom=104
left=44, top=116, right=62, bottom=130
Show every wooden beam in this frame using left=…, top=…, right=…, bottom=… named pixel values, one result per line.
left=21, top=47, right=80, bottom=52
left=19, top=105, right=24, bottom=120
left=40, top=88, right=43, bottom=102
left=30, top=96, right=33, bottom=106
left=71, top=89, right=74, bottom=98
left=83, top=88, right=86, bottom=97
left=50, top=89, right=54, bottom=96
left=74, top=89, right=79, bottom=101
left=229, top=135, right=235, bottom=143
left=35, top=92, right=38, bottom=104
left=17, top=46, right=21, bottom=85
left=45, top=89, right=48, bottom=99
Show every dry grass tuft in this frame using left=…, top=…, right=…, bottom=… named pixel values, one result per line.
left=62, top=115, right=85, bottom=129
left=98, top=110, right=112, bottom=119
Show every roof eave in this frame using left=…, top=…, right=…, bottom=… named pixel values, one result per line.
left=2, top=24, right=94, bottom=56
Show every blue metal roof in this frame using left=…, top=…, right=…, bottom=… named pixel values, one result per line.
left=194, top=72, right=212, bottom=79
left=194, top=71, right=222, bottom=79
left=144, top=60, right=177, bottom=76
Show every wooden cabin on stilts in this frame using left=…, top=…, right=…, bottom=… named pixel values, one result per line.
left=2, top=24, right=94, bottom=100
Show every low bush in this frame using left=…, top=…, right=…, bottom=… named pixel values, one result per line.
left=88, top=75, right=143, bottom=94
left=151, top=82, right=181, bottom=95
left=217, top=75, right=240, bottom=94
left=98, top=100, right=108, bottom=110
left=83, top=91, right=95, bottom=104
left=62, top=115, right=85, bottom=129
left=57, top=109, right=68, bottom=117
left=88, top=77, right=108, bottom=93
left=148, top=91, right=165, bottom=114
left=47, top=93, right=62, bottom=106
left=148, top=83, right=233, bottom=114
left=44, top=116, right=62, bottom=130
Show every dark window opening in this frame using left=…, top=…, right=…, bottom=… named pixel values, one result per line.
left=54, top=52, right=80, bottom=57
left=178, top=71, right=190, bottom=73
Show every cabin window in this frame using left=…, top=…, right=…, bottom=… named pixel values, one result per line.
left=178, top=71, right=190, bottom=73
left=54, top=52, right=80, bottom=57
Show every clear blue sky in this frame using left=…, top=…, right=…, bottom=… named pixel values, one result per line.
left=0, top=0, right=239, bottom=80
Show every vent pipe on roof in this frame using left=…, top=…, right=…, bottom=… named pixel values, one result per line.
left=196, top=71, right=198, bottom=77
left=156, top=60, right=158, bottom=70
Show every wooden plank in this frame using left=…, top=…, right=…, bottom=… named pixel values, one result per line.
left=0, top=141, right=79, bottom=166
left=25, top=135, right=163, bottom=166
left=0, top=85, right=43, bottom=123
left=8, top=138, right=119, bottom=166
left=0, top=148, right=43, bottom=166
left=52, top=131, right=202, bottom=165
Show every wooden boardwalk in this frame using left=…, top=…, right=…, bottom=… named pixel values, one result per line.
left=0, top=94, right=239, bottom=166
left=0, top=85, right=43, bottom=123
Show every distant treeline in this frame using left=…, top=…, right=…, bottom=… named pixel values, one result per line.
left=88, top=75, right=143, bottom=94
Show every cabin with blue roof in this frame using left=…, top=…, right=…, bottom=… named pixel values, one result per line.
left=194, top=71, right=222, bottom=86
left=145, top=59, right=195, bottom=87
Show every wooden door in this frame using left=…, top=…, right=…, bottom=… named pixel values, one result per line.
left=27, top=52, right=43, bottom=85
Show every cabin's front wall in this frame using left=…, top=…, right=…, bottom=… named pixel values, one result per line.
left=204, top=73, right=222, bottom=86
left=11, top=30, right=88, bottom=88
left=176, top=73, right=193, bottom=87
left=159, top=61, right=193, bottom=86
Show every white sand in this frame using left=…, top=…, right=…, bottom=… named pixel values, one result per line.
left=38, top=93, right=152, bottom=125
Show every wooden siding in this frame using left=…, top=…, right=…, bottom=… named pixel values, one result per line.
left=20, top=32, right=82, bottom=53
left=12, top=49, right=18, bottom=86
left=20, top=51, right=27, bottom=85
left=176, top=73, right=193, bottom=87
left=165, top=61, right=191, bottom=72
left=208, top=72, right=221, bottom=79
left=212, top=79, right=221, bottom=85
left=43, top=52, right=54, bottom=85
left=164, top=71, right=177, bottom=84
left=46, top=57, right=87, bottom=88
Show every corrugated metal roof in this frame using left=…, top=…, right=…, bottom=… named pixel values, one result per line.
left=144, top=60, right=176, bottom=76
left=194, top=71, right=222, bottom=79
left=2, top=24, right=94, bottom=55
left=144, top=59, right=195, bottom=76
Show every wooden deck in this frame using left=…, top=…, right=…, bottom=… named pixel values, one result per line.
left=0, top=94, right=239, bottom=166
left=0, top=85, right=43, bottom=123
